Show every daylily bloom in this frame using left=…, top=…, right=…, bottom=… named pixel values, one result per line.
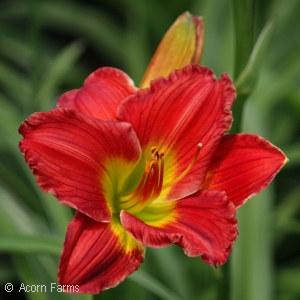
left=19, top=65, right=287, bottom=293
left=19, top=12, right=287, bottom=294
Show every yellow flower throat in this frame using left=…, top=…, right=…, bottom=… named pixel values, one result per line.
left=119, top=144, right=202, bottom=215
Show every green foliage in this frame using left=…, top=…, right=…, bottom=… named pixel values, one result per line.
left=0, top=0, right=299, bottom=299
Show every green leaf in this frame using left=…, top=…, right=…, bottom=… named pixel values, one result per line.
left=0, top=59, right=31, bottom=105
left=0, top=235, right=63, bottom=255
left=235, top=17, right=276, bottom=97
left=0, top=262, right=15, bottom=283
left=12, top=254, right=86, bottom=300
left=129, top=269, right=183, bottom=300
left=12, top=255, right=50, bottom=300
left=231, top=0, right=255, bottom=78
left=230, top=189, right=274, bottom=300
left=40, top=194, right=73, bottom=236
left=0, top=33, right=33, bottom=69
left=230, top=102, right=274, bottom=300
left=149, top=247, right=190, bottom=298
left=0, top=93, right=21, bottom=132
left=277, top=267, right=300, bottom=299
left=40, top=0, right=123, bottom=61
left=35, top=40, right=85, bottom=111
left=0, top=160, right=40, bottom=210
left=0, top=187, right=45, bottom=235
left=230, top=0, right=255, bottom=134
left=275, top=186, right=300, bottom=227
left=121, top=0, right=149, bottom=84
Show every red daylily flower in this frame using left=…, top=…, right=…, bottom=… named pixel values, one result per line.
left=19, top=65, right=287, bottom=294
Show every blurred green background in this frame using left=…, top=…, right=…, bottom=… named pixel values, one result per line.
left=0, top=0, right=299, bottom=299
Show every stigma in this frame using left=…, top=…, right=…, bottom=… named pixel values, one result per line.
left=119, top=144, right=202, bottom=215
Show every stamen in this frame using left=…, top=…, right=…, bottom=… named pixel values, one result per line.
left=151, top=152, right=164, bottom=200
left=162, top=143, right=202, bottom=190
left=119, top=144, right=201, bottom=214
left=150, top=146, right=157, bottom=155
left=119, top=147, right=164, bottom=212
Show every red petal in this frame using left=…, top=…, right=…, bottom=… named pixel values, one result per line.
left=202, top=134, right=288, bottom=208
left=117, top=65, right=236, bottom=200
left=19, top=108, right=141, bottom=222
left=121, top=190, right=237, bottom=266
left=58, top=67, right=138, bottom=120
left=59, top=212, right=145, bottom=294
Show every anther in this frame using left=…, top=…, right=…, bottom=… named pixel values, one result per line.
left=150, top=146, right=157, bottom=154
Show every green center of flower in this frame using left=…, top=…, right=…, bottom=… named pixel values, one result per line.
left=119, top=144, right=202, bottom=215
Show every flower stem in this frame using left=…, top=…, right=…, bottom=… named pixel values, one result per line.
left=230, top=0, right=255, bottom=133
left=230, top=94, right=247, bottom=133
left=232, top=0, right=255, bottom=79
